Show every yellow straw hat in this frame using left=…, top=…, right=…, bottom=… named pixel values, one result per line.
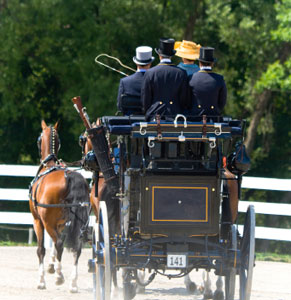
left=174, top=40, right=201, bottom=60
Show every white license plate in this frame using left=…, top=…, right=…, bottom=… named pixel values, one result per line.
left=167, top=254, right=187, bottom=268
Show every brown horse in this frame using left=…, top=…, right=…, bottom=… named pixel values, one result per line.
left=29, top=120, right=90, bottom=292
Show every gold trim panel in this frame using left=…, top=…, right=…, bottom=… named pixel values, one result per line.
left=151, top=186, right=208, bottom=222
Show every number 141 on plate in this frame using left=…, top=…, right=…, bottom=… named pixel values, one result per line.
left=167, top=254, right=187, bottom=268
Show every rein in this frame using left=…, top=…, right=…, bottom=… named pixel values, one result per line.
left=36, top=202, right=90, bottom=208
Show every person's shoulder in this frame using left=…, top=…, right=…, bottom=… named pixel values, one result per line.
left=190, top=69, right=203, bottom=79
left=121, top=72, right=138, bottom=83
left=210, top=72, right=225, bottom=81
left=194, top=70, right=223, bottom=77
left=143, top=65, right=161, bottom=77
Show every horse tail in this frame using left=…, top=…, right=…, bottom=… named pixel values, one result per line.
left=64, top=171, right=90, bottom=249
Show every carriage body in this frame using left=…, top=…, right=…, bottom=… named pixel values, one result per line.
left=90, top=114, right=254, bottom=300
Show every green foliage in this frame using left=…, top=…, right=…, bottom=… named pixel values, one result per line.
left=0, top=0, right=290, bottom=253
left=272, top=0, right=291, bottom=42
left=0, top=0, right=290, bottom=169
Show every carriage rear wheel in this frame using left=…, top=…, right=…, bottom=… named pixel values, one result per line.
left=93, top=201, right=112, bottom=300
left=224, top=224, right=237, bottom=300
left=239, top=205, right=255, bottom=300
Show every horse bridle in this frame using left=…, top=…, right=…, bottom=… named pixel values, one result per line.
left=37, top=125, right=61, bottom=164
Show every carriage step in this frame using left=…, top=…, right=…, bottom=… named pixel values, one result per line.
left=88, top=259, right=95, bottom=273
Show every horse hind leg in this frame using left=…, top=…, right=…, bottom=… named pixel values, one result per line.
left=47, top=248, right=56, bottom=274
left=136, top=270, right=146, bottom=294
left=213, top=276, right=224, bottom=300
left=184, top=274, right=197, bottom=294
left=69, top=244, right=82, bottom=293
left=47, top=236, right=56, bottom=274
left=203, top=271, right=214, bottom=299
left=33, top=219, right=46, bottom=289
left=54, top=237, right=65, bottom=285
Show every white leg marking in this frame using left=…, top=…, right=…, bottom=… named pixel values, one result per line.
left=69, top=264, right=78, bottom=293
left=213, top=276, right=224, bottom=300
left=47, top=246, right=56, bottom=274
left=203, top=271, right=213, bottom=299
left=136, top=270, right=146, bottom=294
left=184, top=274, right=198, bottom=294
left=54, top=261, right=65, bottom=285
left=37, top=263, right=46, bottom=289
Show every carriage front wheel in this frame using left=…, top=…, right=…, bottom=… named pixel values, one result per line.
left=92, top=201, right=112, bottom=300
left=239, top=205, right=255, bottom=300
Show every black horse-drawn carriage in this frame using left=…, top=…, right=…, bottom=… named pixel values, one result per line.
left=77, top=98, right=255, bottom=300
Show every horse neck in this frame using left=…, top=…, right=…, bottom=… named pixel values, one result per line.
left=40, top=126, right=59, bottom=169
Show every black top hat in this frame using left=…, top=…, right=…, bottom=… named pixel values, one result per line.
left=155, top=38, right=176, bottom=57
left=198, top=47, right=216, bottom=63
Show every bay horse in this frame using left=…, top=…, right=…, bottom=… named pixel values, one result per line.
left=29, top=120, right=90, bottom=292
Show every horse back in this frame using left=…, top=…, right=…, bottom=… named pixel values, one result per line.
left=34, top=170, right=68, bottom=205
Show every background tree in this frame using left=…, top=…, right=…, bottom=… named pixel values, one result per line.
left=0, top=0, right=290, bottom=250
left=0, top=0, right=289, bottom=175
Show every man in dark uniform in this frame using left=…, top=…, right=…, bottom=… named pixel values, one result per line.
left=189, top=47, right=227, bottom=116
left=141, top=38, right=191, bottom=119
left=117, top=46, right=155, bottom=114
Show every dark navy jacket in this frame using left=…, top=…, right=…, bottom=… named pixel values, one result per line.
left=117, top=71, right=145, bottom=111
left=189, top=69, right=227, bottom=116
left=141, top=62, right=191, bottom=118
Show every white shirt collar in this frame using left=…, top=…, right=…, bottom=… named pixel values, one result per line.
left=137, top=69, right=147, bottom=73
left=200, top=66, right=212, bottom=70
left=160, top=58, right=172, bottom=63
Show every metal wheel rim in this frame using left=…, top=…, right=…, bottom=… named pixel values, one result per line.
left=95, top=201, right=112, bottom=300
left=225, top=224, right=237, bottom=300
left=239, top=205, right=255, bottom=300
left=92, top=223, right=97, bottom=299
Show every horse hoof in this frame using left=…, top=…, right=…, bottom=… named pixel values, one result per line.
left=204, top=291, right=214, bottom=299
left=70, top=286, right=78, bottom=293
left=186, top=281, right=197, bottom=294
left=37, top=283, right=46, bottom=290
left=136, top=284, right=145, bottom=294
left=213, top=290, right=224, bottom=300
left=47, top=264, right=55, bottom=274
left=124, top=282, right=136, bottom=300
left=55, top=275, right=65, bottom=285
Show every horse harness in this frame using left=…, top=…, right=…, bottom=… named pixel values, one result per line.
left=32, top=123, right=89, bottom=208
left=30, top=165, right=87, bottom=209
